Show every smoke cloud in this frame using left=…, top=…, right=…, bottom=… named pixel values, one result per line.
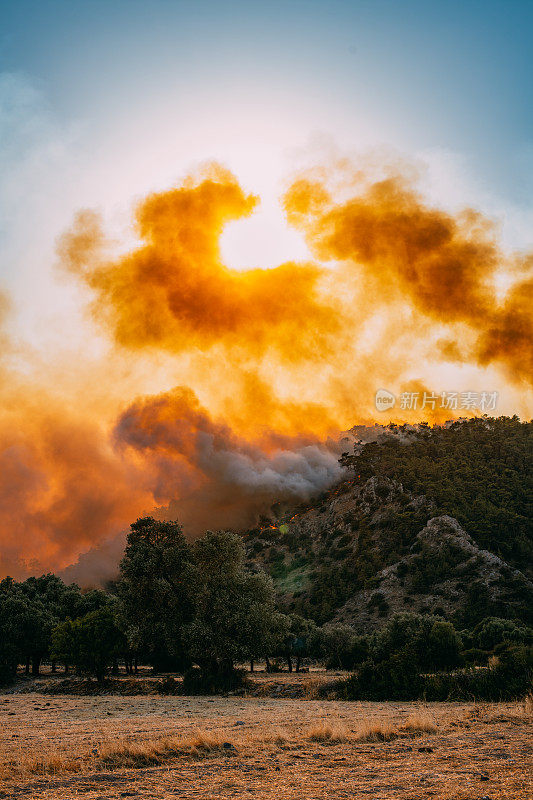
left=113, top=386, right=344, bottom=533
left=284, top=169, right=533, bottom=385
left=1, top=157, right=531, bottom=582
left=59, top=164, right=341, bottom=363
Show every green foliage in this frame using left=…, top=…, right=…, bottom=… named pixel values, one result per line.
left=342, top=610, right=532, bottom=701
left=318, top=623, right=368, bottom=670
left=471, top=617, right=533, bottom=650
left=340, top=416, right=533, bottom=575
left=0, top=590, right=46, bottom=683
left=187, top=531, right=277, bottom=675
left=0, top=574, right=85, bottom=679
left=423, top=645, right=533, bottom=701
left=117, top=517, right=196, bottom=670
left=51, top=605, right=125, bottom=682
left=372, top=613, right=462, bottom=672
left=343, top=644, right=533, bottom=701
left=342, top=613, right=462, bottom=700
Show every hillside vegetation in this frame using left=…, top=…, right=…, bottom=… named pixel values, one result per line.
left=242, top=417, right=532, bottom=628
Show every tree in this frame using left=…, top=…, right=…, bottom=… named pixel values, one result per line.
left=0, top=592, right=35, bottom=684
left=427, top=620, right=462, bottom=670
left=186, top=531, right=277, bottom=678
left=51, top=605, right=125, bottom=682
left=118, top=517, right=196, bottom=671
left=472, top=617, right=533, bottom=651
left=0, top=579, right=53, bottom=678
left=318, top=623, right=368, bottom=670
left=372, top=612, right=461, bottom=672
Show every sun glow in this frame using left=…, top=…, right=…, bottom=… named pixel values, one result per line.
left=219, top=199, right=311, bottom=271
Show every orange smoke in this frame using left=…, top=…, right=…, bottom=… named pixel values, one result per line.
left=60, top=165, right=341, bottom=362
left=0, top=158, right=531, bottom=581
left=113, top=386, right=343, bottom=534
left=0, top=393, right=152, bottom=579
left=284, top=171, right=533, bottom=386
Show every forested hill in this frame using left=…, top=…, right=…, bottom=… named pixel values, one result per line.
left=243, top=416, right=533, bottom=629
left=341, top=416, right=532, bottom=573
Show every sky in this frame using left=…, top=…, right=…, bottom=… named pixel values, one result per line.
left=0, top=0, right=532, bottom=580
left=2, top=1, right=532, bottom=305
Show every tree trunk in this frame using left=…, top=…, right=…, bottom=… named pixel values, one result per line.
left=112, top=658, right=118, bottom=675
left=25, top=656, right=30, bottom=675
left=296, top=655, right=301, bottom=673
left=51, top=660, right=57, bottom=674
left=287, top=652, right=292, bottom=673
left=265, top=656, right=271, bottom=673
left=31, top=656, right=40, bottom=676
left=134, top=657, right=138, bottom=675
left=250, top=659, right=254, bottom=673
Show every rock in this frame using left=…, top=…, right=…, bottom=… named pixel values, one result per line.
left=417, top=746, right=433, bottom=753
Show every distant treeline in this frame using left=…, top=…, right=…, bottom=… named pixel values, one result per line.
left=1, top=516, right=532, bottom=699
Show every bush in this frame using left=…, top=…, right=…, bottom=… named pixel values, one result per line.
left=372, top=613, right=462, bottom=672
left=158, top=675, right=181, bottom=694
left=342, top=648, right=423, bottom=700
left=472, top=617, right=533, bottom=650
left=462, top=648, right=489, bottom=666
left=182, top=667, right=247, bottom=695
left=342, top=645, right=532, bottom=702
left=424, top=645, right=533, bottom=701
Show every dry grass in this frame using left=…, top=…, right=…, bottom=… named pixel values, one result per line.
left=1, top=694, right=530, bottom=798
left=303, top=677, right=323, bottom=700
left=355, top=720, right=399, bottom=742
left=399, top=711, right=437, bottom=734
left=484, top=692, right=533, bottom=724
left=262, top=728, right=289, bottom=746
left=306, top=721, right=348, bottom=743
left=0, top=750, right=84, bottom=780
left=98, top=729, right=236, bottom=768
left=0, top=729, right=238, bottom=779
left=307, top=711, right=437, bottom=745
left=0, top=709, right=441, bottom=780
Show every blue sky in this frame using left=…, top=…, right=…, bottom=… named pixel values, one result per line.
left=0, top=0, right=532, bottom=339
left=2, top=0, right=531, bottom=195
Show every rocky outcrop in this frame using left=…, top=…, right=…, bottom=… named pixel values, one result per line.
left=244, top=475, right=532, bottom=632
left=334, top=514, right=532, bottom=632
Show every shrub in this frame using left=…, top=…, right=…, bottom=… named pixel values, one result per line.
left=158, top=675, right=181, bottom=694
left=342, top=649, right=423, bottom=701
left=462, top=648, right=489, bottom=666
left=424, top=645, right=532, bottom=700
left=182, top=667, right=247, bottom=695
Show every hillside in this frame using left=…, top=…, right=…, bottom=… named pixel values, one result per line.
left=242, top=417, right=533, bottom=630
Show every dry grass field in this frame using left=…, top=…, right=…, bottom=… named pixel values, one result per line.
left=1, top=678, right=532, bottom=799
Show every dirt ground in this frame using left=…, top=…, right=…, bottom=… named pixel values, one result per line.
left=1, top=685, right=531, bottom=799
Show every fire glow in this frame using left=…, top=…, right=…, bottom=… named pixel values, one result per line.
left=0, top=158, right=531, bottom=581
